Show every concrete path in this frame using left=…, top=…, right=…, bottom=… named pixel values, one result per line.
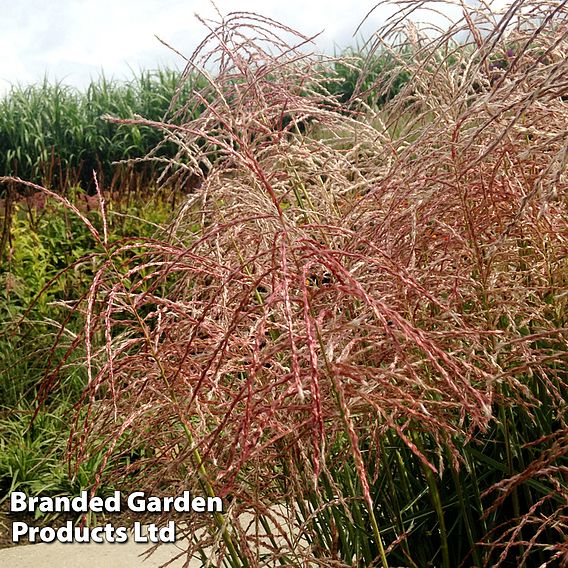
left=0, top=541, right=197, bottom=567
left=0, top=540, right=198, bottom=567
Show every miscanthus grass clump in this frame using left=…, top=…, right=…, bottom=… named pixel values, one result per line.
left=14, top=1, right=567, bottom=566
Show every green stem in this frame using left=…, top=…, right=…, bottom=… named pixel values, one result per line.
left=411, top=433, right=450, bottom=568
left=314, top=320, right=389, bottom=568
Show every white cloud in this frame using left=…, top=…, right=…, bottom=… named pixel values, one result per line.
left=0, top=0, right=517, bottom=95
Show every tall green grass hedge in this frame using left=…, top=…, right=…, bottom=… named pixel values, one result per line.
left=0, top=70, right=201, bottom=192
left=0, top=51, right=410, bottom=195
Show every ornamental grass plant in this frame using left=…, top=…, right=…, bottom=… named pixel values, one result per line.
left=7, top=0, right=567, bottom=566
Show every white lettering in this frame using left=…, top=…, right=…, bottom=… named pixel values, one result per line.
left=90, top=496, right=103, bottom=512
left=104, top=491, right=121, bottom=512
left=207, top=496, right=223, bottom=512
left=133, top=522, right=147, bottom=542
left=114, top=526, right=129, bottom=543
left=133, top=522, right=175, bottom=543
left=90, top=526, right=104, bottom=543
left=192, top=496, right=206, bottom=512
left=71, top=491, right=88, bottom=512
left=173, top=492, right=190, bottom=512
left=146, top=496, right=161, bottom=513
left=128, top=492, right=146, bottom=512
left=10, top=492, right=28, bottom=512
left=39, top=527, right=56, bottom=542
left=11, top=522, right=29, bottom=542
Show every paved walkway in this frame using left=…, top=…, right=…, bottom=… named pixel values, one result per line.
left=0, top=540, right=198, bottom=567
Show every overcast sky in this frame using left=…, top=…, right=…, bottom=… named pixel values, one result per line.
left=1, top=0, right=509, bottom=95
